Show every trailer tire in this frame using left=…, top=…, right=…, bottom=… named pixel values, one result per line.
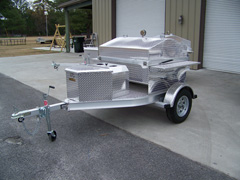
left=166, top=88, right=192, bottom=124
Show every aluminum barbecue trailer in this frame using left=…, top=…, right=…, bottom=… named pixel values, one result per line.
left=11, top=34, right=199, bottom=141
left=11, top=71, right=197, bottom=141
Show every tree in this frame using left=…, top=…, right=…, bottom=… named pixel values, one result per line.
left=33, top=0, right=54, bottom=11
left=12, top=0, right=29, bottom=13
left=0, top=0, right=26, bottom=36
left=24, top=9, right=38, bottom=36
left=54, top=0, right=92, bottom=36
left=0, top=0, right=93, bottom=37
left=70, top=9, right=92, bottom=36
left=3, top=8, right=26, bottom=35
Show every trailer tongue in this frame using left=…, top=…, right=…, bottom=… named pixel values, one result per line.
left=12, top=34, right=199, bottom=141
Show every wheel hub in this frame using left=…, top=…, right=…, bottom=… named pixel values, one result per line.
left=177, top=95, right=189, bottom=117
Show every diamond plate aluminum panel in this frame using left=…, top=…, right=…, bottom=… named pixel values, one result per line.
left=66, top=65, right=113, bottom=102
left=77, top=72, right=113, bottom=102
left=66, top=71, right=79, bottom=99
left=112, top=71, right=129, bottom=98
left=65, top=64, right=130, bottom=102
left=148, top=67, right=186, bottom=94
left=91, top=63, right=130, bottom=98
left=126, top=63, right=149, bottom=83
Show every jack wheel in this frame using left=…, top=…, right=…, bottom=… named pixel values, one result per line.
left=18, top=117, right=25, bottom=123
left=48, top=131, right=57, bottom=142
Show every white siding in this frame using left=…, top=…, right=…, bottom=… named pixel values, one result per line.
left=116, top=0, right=165, bottom=37
left=203, top=0, right=240, bottom=74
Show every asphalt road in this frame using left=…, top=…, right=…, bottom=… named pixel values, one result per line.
left=0, top=73, right=234, bottom=180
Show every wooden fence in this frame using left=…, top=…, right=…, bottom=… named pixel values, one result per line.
left=0, top=37, right=26, bottom=46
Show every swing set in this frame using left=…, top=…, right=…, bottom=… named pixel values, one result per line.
left=50, top=24, right=72, bottom=51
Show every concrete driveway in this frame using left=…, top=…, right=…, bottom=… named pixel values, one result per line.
left=0, top=53, right=239, bottom=179
left=0, top=73, right=233, bottom=180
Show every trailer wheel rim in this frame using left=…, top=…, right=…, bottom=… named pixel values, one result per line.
left=176, top=95, right=189, bottom=117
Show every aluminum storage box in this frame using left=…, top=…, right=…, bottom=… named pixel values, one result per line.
left=65, top=64, right=129, bottom=102
left=83, top=47, right=98, bottom=59
left=65, top=65, right=113, bottom=102
left=93, top=63, right=129, bottom=98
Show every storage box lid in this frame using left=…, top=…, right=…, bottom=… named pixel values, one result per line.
left=65, top=64, right=112, bottom=73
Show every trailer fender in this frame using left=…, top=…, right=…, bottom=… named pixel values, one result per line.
left=164, top=82, right=197, bottom=108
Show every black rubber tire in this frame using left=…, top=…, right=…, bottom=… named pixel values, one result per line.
left=166, top=88, right=192, bottom=124
left=48, top=131, right=57, bottom=142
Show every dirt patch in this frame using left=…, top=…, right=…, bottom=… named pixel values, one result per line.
left=0, top=36, right=59, bottom=57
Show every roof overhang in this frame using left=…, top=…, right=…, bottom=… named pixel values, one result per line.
left=58, top=0, right=92, bottom=11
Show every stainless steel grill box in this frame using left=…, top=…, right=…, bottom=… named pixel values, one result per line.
left=11, top=34, right=200, bottom=141
left=93, top=35, right=197, bottom=94
left=98, top=35, right=193, bottom=85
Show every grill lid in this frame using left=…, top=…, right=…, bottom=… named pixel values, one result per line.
left=99, top=35, right=191, bottom=61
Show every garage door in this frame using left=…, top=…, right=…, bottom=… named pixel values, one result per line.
left=203, top=0, right=240, bottom=74
left=116, top=0, right=165, bottom=37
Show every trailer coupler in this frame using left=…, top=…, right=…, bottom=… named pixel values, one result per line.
left=11, top=86, right=67, bottom=141
left=11, top=102, right=67, bottom=141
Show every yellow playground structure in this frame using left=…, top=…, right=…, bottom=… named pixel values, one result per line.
left=50, top=24, right=72, bottom=51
